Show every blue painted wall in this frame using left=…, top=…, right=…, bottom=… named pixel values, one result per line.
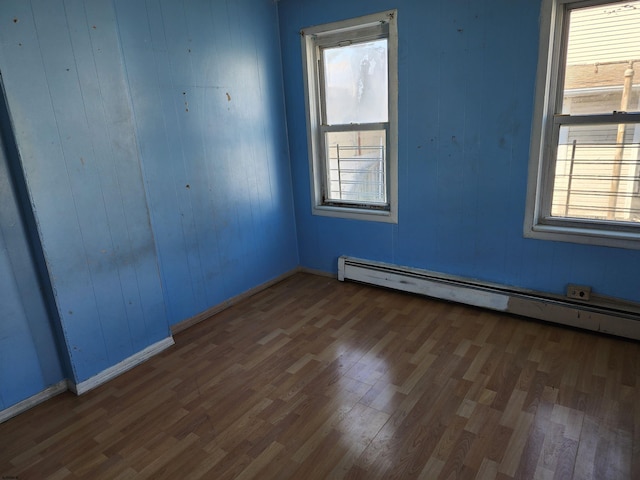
left=114, top=0, right=298, bottom=325
left=7, top=0, right=636, bottom=417
left=0, top=0, right=298, bottom=412
left=278, top=0, right=640, bottom=303
left=0, top=89, right=64, bottom=410
left=0, top=0, right=170, bottom=385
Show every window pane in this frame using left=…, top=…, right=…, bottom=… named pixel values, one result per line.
left=322, top=39, right=388, bottom=125
left=562, top=1, right=640, bottom=115
left=551, top=123, right=640, bottom=222
left=325, top=130, right=387, bottom=204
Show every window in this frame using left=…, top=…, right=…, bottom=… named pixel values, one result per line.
left=301, top=11, right=398, bottom=223
left=525, top=0, right=640, bottom=248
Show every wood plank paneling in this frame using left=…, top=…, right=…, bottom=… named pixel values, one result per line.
left=114, top=0, right=299, bottom=325
left=0, top=0, right=169, bottom=383
left=0, top=59, right=64, bottom=409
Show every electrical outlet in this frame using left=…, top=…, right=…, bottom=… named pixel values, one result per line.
left=566, top=284, right=591, bottom=301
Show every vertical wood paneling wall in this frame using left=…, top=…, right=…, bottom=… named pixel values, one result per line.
left=114, top=0, right=298, bottom=325
left=0, top=98, right=64, bottom=410
left=0, top=0, right=298, bottom=411
left=0, top=0, right=170, bottom=384
left=278, top=0, right=640, bottom=304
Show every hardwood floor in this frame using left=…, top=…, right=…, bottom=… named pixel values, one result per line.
left=1, top=272, right=639, bottom=479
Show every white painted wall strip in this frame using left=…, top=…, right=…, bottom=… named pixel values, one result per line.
left=69, top=336, right=175, bottom=396
left=0, top=380, right=68, bottom=424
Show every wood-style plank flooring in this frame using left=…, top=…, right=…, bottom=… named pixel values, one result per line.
left=1, top=272, right=639, bottom=479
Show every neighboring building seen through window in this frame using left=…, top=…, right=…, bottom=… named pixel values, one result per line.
left=301, top=11, right=398, bottom=223
left=526, top=0, right=640, bottom=248
left=323, top=39, right=388, bottom=205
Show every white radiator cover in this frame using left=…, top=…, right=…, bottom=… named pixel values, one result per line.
left=338, top=256, right=640, bottom=340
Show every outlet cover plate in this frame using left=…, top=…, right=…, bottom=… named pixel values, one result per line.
left=566, top=284, right=592, bottom=301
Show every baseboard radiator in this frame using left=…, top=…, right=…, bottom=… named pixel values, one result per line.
left=338, top=256, right=640, bottom=341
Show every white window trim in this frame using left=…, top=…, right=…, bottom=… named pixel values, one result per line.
left=524, top=0, right=640, bottom=249
left=301, top=10, right=398, bottom=223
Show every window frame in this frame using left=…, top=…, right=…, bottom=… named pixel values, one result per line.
left=525, top=0, right=640, bottom=249
left=301, top=10, right=398, bottom=223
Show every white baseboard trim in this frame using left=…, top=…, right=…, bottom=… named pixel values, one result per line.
left=339, top=256, right=640, bottom=341
left=0, top=380, right=68, bottom=424
left=68, top=336, right=175, bottom=395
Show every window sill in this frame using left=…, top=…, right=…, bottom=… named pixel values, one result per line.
left=312, top=204, right=398, bottom=223
left=524, top=221, right=640, bottom=250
